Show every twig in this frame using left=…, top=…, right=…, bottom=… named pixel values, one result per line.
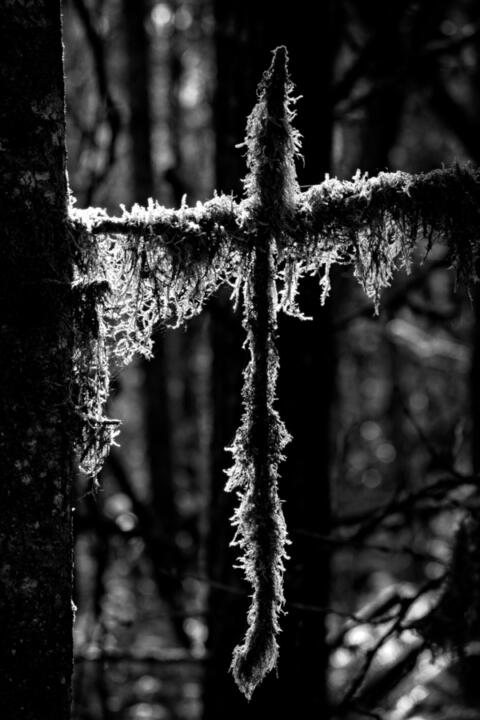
left=353, top=641, right=425, bottom=710
left=332, top=473, right=476, bottom=537
left=335, top=577, right=442, bottom=714
left=293, top=528, right=447, bottom=567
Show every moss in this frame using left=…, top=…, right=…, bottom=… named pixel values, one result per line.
left=223, top=47, right=300, bottom=699
left=69, top=46, right=480, bottom=698
left=225, top=237, right=290, bottom=699
left=299, top=164, right=480, bottom=309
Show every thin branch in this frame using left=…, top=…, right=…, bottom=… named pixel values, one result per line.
left=328, top=588, right=406, bottom=651
left=335, top=577, right=442, bottom=714
left=353, top=641, right=425, bottom=710
left=75, top=646, right=207, bottom=664
left=332, top=473, right=477, bottom=536
left=293, top=528, right=447, bottom=567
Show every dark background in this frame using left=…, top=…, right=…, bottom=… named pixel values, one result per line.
left=64, top=1, right=480, bottom=718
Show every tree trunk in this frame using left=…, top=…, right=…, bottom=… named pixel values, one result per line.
left=0, top=3, right=74, bottom=719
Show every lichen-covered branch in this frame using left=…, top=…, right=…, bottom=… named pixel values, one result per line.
left=296, top=164, right=480, bottom=308
left=69, top=194, right=245, bottom=479
left=221, top=47, right=301, bottom=698
left=72, top=166, right=480, bottom=322
left=225, top=236, right=290, bottom=699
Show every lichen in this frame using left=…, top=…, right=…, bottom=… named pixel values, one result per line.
left=224, top=238, right=290, bottom=699
left=298, top=164, right=480, bottom=309
left=68, top=193, right=243, bottom=481
left=67, top=46, right=480, bottom=698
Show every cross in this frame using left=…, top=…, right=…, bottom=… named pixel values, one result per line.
left=71, top=47, right=480, bottom=699
left=4, top=5, right=480, bottom=714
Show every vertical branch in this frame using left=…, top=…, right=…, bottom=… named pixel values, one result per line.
left=225, top=47, right=299, bottom=699
left=226, top=237, right=290, bottom=699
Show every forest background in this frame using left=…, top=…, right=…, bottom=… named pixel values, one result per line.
left=64, top=1, right=480, bottom=719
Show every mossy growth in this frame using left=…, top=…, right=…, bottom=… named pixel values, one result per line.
left=69, top=46, right=480, bottom=698
left=223, top=48, right=297, bottom=698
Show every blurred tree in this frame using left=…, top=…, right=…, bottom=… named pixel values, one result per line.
left=122, top=0, right=154, bottom=201
left=121, top=0, right=192, bottom=649
left=68, top=0, right=122, bottom=206
left=0, top=2, right=74, bottom=718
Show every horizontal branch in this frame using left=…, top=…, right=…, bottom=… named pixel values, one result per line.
left=75, top=646, right=206, bottom=664
left=69, top=165, right=480, bottom=486
left=332, top=472, right=477, bottom=533
left=73, top=165, right=480, bottom=245
left=71, top=166, right=480, bottom=311
left=293, top=527, right=446, bottom=566
left=72, top=194, right=242, bottom=245
left=301, top=166, right=480, bottom=241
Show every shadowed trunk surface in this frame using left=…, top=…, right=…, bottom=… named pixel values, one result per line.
left=0, top=3, right=74, bottom=718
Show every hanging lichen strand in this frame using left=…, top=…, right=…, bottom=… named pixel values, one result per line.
left=224, top=46, right=296, bottom=699
left=69, top=46, right=480, bottom=697
left=69, top=193, right=242, bottom=479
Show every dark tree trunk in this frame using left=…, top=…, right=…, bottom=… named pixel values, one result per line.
left=204, top=4, right=337, bottom=717
left=0, top=3, right=74, bottom=719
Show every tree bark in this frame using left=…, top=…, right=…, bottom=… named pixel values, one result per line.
left=0, top=3, right=74, bottom=719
